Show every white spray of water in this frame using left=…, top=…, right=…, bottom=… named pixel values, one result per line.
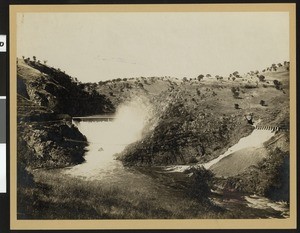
left=65, top=97, right=154, bottom=178
left=112, top=97, right=154, bottom=144
left=203, top=129, right=275, bottom=169
left=165, top=129, right=275, bottom=172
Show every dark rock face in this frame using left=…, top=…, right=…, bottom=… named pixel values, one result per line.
left=18, top=122, right=87, bottom=169
left=16, top=59, right=115, bottom=169
left=17, top=95, right=88, bottom=169
left=118, top=95, right=253, bottom=166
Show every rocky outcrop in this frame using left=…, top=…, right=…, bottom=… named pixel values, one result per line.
left=19, top=122, right=87, bottom=169
left=117, top=89, right=253, bottom=166
left=18, top=59, right=115, bottom=116
left=16, top=58, right=114, bottom=169
left=17, top=95, right=88, bottom=169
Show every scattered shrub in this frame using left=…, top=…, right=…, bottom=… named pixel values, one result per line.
left=197, top=75, right=204, bottom=81
left=244, top=84, right=257, bottom=89
left=231, top=87, right=240, bottom=98
left=273, top=80, right=282, bottom=90
left=258, top=75, right=266, bottom=82
left=184, top=166, right=214, bottom=199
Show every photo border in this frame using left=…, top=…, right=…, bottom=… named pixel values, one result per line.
left=9, top=3, right=297, bottom=230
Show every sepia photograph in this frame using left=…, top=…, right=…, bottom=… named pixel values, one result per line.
left=10, top=3, right=296, bottom=230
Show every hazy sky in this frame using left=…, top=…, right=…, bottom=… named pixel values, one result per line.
left=17, top=12, right=289, bottom=82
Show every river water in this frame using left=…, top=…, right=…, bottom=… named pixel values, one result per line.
left=64, top=118, right=289, bottom=219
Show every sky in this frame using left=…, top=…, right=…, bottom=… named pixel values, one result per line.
left=17, top=12, right=289, bottom=82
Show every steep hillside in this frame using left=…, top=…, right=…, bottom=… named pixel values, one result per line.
left=92, top=76, right=179, bottom=107
left=17, top=58, right=115, bottom=116
left=17, top=57, right=115, bottom=170
left=117, top=63, right=289, bottom=167
left=17, top=94, right=88, bottom=170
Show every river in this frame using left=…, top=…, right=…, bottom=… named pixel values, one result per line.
left=63, top=117, right=289, bottom=219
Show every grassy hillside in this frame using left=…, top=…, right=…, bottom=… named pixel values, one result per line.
left=117, top=63, right=289, bottom=167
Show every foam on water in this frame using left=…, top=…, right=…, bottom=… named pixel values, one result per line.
left=203, top=129, right=275, bottom=169
left=65, top=98, right=153, bottom=179
left=245, top=195, right=289, bottom=217
left=165, top=129, right=275, bottom=172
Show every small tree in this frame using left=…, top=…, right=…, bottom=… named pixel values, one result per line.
left=273, top=80, right=282, bottom=90
left=138, top=82, right=144, bottom=88
left=185, top=166, right=214, bottom=199
left=197, top=74, right=204, bottom=81
left=233, top=71, right=239, bottom=76
left=234, top=103, right=239, bottom=109
left=258, top=75, right=266, bottom=82
left=260, top=100, right=266, bottom=106
left=231, top=87, right=240, bottom=98
left=33, top=56, right=36, bottom=62
left=233, top=91, right=239, bottom=98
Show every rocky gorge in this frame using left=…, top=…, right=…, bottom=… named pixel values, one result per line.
left=16, top=58, right=290, bottom=219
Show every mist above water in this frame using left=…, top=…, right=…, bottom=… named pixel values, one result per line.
left=65, top=97, right=154, bottom=178
left=112, top=97, right=154, bottom=144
